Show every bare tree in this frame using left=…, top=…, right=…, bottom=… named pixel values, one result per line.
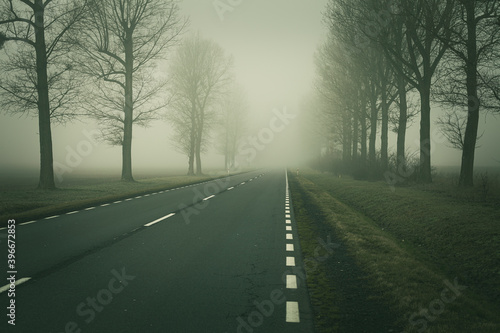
left=432, top=0, right=499, bottom=186
left=384, top=0, right=455, bottom=183
left=435, top=109, right=483, bottom=150
left=0, top=0, right=90, bottom=189
left=73, top=0, right=186, bottom=181
left=217, top=86, right=247, bottom=170
left=168, top=33, right=233, bottom=175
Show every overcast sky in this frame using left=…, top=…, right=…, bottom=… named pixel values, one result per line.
left=0, top=0, right=499, bottom=179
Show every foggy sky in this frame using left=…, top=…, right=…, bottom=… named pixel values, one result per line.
left=1, top=0, right=499, bottom=178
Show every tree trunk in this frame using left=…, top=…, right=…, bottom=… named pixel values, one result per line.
left=459, top=2, right=479, bottom=187
left=342, top=112, right=351, bottom=162
left=188, top=105, right=195, bottom=175
left=380, top=83, right=389, bottom=171
left=121, top=31, right=134, bottom=182
left=352, top=106, right=358, bottom=163
left=368, top=88, right=378, bottom=164
left=419, top=79, right=432, bottom=183
left=396, top=75, right=408, bottom=173
left=360, top=107, right=367, bottom=162
left=34, top=2, right=55, bottom=190
left=195, top=131, right=202, bottom=175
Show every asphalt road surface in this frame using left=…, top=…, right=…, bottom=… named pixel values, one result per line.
left=0, top=169, right=314, bottom=332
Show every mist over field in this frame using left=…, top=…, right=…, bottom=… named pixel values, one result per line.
left=1, top=0, right=499, bottom=186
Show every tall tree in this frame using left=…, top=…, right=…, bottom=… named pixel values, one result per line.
left=74, top=0, right=186, bottom=181
left=432, top=0, right=500, bottom=186
left=218, top=86, right=247, bottom=170
left=0, top=0, right=89, bottom=189
left=390, top=0, right=454, bottom=182
left=168, top=33, right=232, bottom=175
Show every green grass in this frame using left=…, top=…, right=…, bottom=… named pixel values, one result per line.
left=289, top=169, right=500, bottom=332
left=0, top=175, right=220, bottom=226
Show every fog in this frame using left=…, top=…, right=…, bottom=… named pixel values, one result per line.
left=1, top=0, right=500, bottom=182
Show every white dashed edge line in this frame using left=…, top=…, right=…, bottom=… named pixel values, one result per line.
left=286, top=301, right=300, bottom=323
left=0, top=277, right=31, bottom=294
left=286, top=275, right=298, bottom=289
left=144, top=213, right=175, bottom=227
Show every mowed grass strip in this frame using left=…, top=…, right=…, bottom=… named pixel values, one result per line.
left=0, top=175, right=216, bottom=226
left=290, top=170, right=500, bottom=333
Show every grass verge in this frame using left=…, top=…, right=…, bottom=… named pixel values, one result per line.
left=289, top=169, right=500, bottom=332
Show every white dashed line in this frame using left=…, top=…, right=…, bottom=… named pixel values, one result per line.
left=286, top=226, right=292, bottom=231
left=286, top=257, right=295, bottom=266
left=228, top=187, right=234, bottom=190
left=285, top=214, right=291, bottom=218
left=125, top=198, right=133, bottom=201
left=286, top=233, right=293, bottom=240
left=85, top=207, right=95, bottom=211
left=286, top=301, right=300, bottom=322
left=45, top=215, right=59, bottom=219
left=144, top=213, right=175, bottom=227
left=203, top=195, right=215, bottom=201
left=135, top=196, right=142, bottom=199
left=66, top=211, right=79, bottom=215
left=240, top=182, right=246, bottom=185
left=285, top=210, right=290, bottom=214
left=19, top=221, right=36, bottom=226
left=286, top=219, right=291, bottom=224
left=101, top=203, right=110, bottom=207
left=114, top=201, right=122, bottom=204
left=0, top=277, right=31, bottom=294
left=286, top=244, right=294, bottom=251
left=286, top=275, right=297, bottom=289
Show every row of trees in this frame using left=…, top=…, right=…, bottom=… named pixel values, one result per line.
left=0, top=0, right=248, bottom=188
left=314, top=0, right=500, bottom=186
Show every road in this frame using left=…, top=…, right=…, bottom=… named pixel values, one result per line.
left=0, top=169, right=314, bottom=332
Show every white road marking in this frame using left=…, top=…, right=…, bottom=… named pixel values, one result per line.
left=0, top=277, right=31, bottom=294
left=20, top=221, right=36, bottom=226
left=45, top=215, right=59, bottom=219
left=66, top=211, right=79, bottom=215
left=135, top=196, right=142, bottom=198
left=285, top=214, right=291, bottom=218
left=286, top=233, right=293, bottom=239
left=286, top=256, right=295, bottom=266
left=286, top=226, right=292, bottom=231
left=240, top=182, right=246, bottom=185
left=144, top=194, right=150, bottom=197
left=144, top=213, right=176, bottom=227
left=286, top=275, right=298, bottom=289
left=286, top=244, right=294, bottom=251
left=114, top=201, right=122, bottom=204
left=285, top=210, right=290, bottom=214
left=125, top=198, right=133, bottom=201
left=203, top=195, right=215, bottom=201
left=228, top=187, right=234, bottom=190
left=0, top=227, right=6, bottom=230
left=85, top=207, right=95, bottom=211
left=101, top=203, right=110, bottom=207
left=286, top=301, right=300, bottom=322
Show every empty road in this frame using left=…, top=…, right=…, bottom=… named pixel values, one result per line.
left=0, top=170, right=314, bottom=332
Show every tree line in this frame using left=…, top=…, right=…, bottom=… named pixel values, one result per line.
left=313, top=0, right=500, bottom=186
left=0, top=0, right=248, bottom=189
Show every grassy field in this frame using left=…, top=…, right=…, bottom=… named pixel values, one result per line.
left=0, top=172, right=228, bottom=227
left=289, top=169, right=500, bottom=332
